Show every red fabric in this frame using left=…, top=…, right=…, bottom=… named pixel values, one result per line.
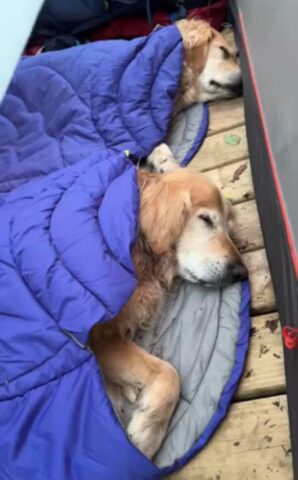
left=89, top=11, right=170, bottom=41
left=90, top=1, right=227, bottom=42
left=24, top=45, right=43, bottom=56
left=24, top=1, right=228, bottom=55
left=283, top=326, right=298, bottom=350
left=24, top=36, right=46, bottom=56
left=188, top=1, right=227, bottom=31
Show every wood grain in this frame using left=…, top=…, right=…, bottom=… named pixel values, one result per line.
left=192, top=159, right=254, bottom=205
left=236, top=312, right=285, bottom=400
left=233, top=200, right=264, bottom=253
left=243, top=249, right=276, bottom=314
left=191, top=125, right=248, bottom=172
left=208, top=98, right=245, bottom=137
left=168, top=395, right=292, bottom=480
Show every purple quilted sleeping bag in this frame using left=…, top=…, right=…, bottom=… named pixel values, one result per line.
left=0, top=23, right=246, bottom=480
left=0, top=26, right=184, bottom=479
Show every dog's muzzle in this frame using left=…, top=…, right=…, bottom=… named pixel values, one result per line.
left=229, top=79, right=243, bottom=97
left=226, top=261, right=248, bottom=283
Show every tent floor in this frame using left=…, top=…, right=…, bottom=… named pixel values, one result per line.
left=167, top=30, right=292, bottom=480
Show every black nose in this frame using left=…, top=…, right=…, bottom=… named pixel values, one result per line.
left=229, top=79, right=243, bottom=97
left=230, top=262, right=248, bottom=282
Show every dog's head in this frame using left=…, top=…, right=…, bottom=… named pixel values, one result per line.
left=177, top=19, right=242, bottom=102
left=138, top=169, right=247, bottom=288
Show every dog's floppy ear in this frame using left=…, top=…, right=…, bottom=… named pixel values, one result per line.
left=139, top=173, right=191, bottom=255
left=177, top=19, right=214, bottom=73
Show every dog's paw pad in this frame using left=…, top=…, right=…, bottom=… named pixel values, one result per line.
left=147, top=144, right=179, bottom=173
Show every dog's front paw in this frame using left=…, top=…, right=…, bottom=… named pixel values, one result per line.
left=127, top=411, right=168, bottom=459
left=122, top=384, right=139, bottom=402
left=126, top=361, right=180, bottom=458
left=147, top=144, right=178, bottom=173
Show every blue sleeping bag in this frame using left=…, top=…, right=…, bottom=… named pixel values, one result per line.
left=0, top=26, right=186, bottom=479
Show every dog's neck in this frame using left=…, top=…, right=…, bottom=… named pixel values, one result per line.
left=173, top=58, right=203, bottom=115
left=132, top=235, right=176, bottom=291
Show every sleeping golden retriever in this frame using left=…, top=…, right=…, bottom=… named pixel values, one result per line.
left=147, top=19, right=242, bottom=173
left=90, top=169, right=247, bottom=459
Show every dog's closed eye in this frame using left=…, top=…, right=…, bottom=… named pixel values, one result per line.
left=219, top=46, right=231, bottom=60
left=198, top=213, right=213, bottom=228
left=209, top=79, right=222, bottom=88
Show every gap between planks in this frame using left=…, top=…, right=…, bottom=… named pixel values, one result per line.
left=193, top=97, right=247, bottom=173
left=192, top=124, right=248, bottom=173
left=167, top=395, right=292, bottom=480
left=243, top=249, right=276, bottom=314
left=208, top=97, right=245, bottom=137
left=189, top=105, right=280, bottom=388
left=189, top=158, right=254, bottom=206
left=236, top=312, right=285, bottom=401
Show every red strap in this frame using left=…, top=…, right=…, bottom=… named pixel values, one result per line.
left=283, top=326, right=298, bottom=350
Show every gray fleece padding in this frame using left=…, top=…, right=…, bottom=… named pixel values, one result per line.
left=132, top=281, right=242, bottom=467
left=166, top=103, right=206, bottom=165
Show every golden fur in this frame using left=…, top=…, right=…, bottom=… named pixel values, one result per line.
left=175, top=19, right=215, bottom=111
left=147, top=19, right=241, bottom=173
left=91, top=22, right=243, bottom=458
left=90, top=169, right=247, bottom=459
left=176, top=18, right=241, bottom=110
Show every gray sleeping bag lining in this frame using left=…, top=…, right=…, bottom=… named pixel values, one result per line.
left=116, top=281, right=242, bottom=468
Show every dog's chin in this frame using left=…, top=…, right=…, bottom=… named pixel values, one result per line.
left=200, top=81, right=243, bottom=102
left=227, top=81, right=243, bottom=97
left=179, top=267, right=230, bottom=288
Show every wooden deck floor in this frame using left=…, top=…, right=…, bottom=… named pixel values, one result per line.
left=167, top=78, right=293, bottom=478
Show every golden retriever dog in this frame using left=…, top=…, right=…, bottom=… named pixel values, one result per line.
left=90, top=169, right=247, bottom=459
left=147, top=19, right=242, bottom=173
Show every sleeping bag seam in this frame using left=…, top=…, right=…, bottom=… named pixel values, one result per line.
left=48, top=170, right=115, bottom=318
left=116, top=40, right=159, bottom=155
left=0, top=27, right=217, bottom=477
left=180, top=103, right=209, bottom=167
left=0, top=348, right=93, bottom=401
left=147, top=41, right=182, bottom=138
left=17, top=64, right=109, bottom=155
left=5, top=89, right=68, bottom=167
left=9, top=163, right=114, bottom=321
left=0, top=337, right=69, bottom=392
left=163, top=291, right=222, bottom=437
left=97, top=215, right=137, bottom=279
left=100, top=40, right=150, bottom=152
left=161, top=281, right=250, bottom=475
left=20, top=56, right=146, bottom=154
left=9, top=236, right=57, bottom=322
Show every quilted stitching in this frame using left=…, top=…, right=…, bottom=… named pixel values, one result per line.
left=0, top=26, right=183, bottom=480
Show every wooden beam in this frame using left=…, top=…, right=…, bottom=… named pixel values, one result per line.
left=196, top=159, right=254, bottom=205
left=191, top=125, right=248, bottom=172
left=243, top=249, right=276, bottom=314
left=236, top=312, right=285, bottom=400
left=208, top=97, right=245, bottom=137
left=233, top=200, right=264, bottom=253
left=168, top=395, right=292, bottom=480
